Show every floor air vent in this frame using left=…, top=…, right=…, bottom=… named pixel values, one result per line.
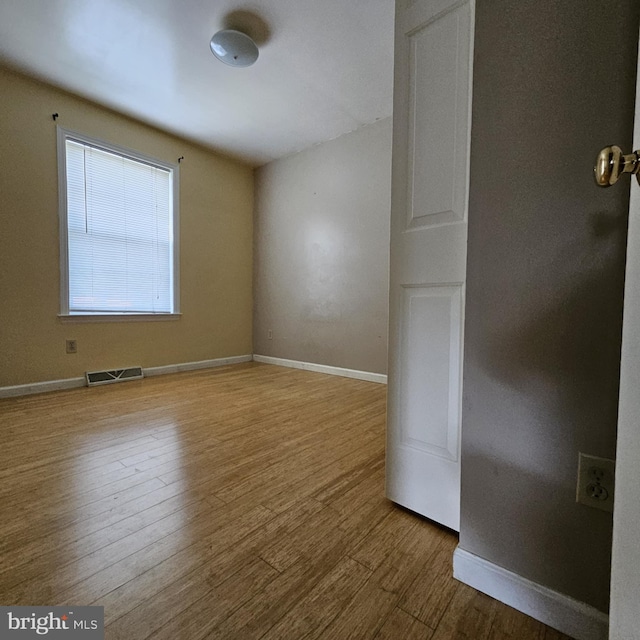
left=86, top=367, right=144, bottom=387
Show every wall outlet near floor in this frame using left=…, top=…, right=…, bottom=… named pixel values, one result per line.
left=576, top=453, right=615, bottom=513
left=66, top=339, right=77, bottom=354
left=267, top=329, right=273, bottom=340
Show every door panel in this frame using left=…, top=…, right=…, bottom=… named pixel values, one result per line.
left=387, top=0, right=473, bottom=531
left=407, top=5, right=471, bottom=228
left=400, top=285, right=462, bottom=461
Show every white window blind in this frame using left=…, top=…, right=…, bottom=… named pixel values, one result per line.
left=61, top=134, right=177, bottom=315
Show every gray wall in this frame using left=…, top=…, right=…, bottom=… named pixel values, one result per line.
left=253, top=118, right=392, bottom=374
left=460, top=0, right=639, bottom=613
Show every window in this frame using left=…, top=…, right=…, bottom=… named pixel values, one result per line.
left=57, top=128, right=179, bottom=317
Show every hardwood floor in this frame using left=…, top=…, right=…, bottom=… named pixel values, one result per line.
left=0, top=362, right=573, bottom=639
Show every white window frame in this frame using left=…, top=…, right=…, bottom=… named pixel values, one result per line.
left=57, top=127, right=180, bottom=321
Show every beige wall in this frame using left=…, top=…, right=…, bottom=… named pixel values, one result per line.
left=253, top=118, right=392, bottom=374
left=0, top=67, right=253, bottom=387
left=461, top=0, right=639, bottom=613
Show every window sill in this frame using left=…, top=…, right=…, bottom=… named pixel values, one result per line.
left=58, top=313, right=182, bottom=324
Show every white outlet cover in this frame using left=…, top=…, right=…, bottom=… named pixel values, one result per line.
left=576, top=452, right=615, bottom=513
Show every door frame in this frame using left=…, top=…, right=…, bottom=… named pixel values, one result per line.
left=608, top=33, right=640, bottom=640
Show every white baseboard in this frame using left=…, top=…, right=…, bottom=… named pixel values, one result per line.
left=0, top=354, right=380, bottom=398
left=144, top=355, right=252, bottom=377
left=453, top=547, right=609, bottom=640
left=0, top=355, right=253, bottom=399
left=252, top=355, right=387, bottom=384
left=0, top=377, right=86, bottom=398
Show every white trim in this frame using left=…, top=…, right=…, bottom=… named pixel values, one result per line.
left=0, top=355, right=382, bottom=398
left=144, top=355, right=252, bottom=377
left=453, top=547, right=609, bottom=640
left=57, top=126, right=70, bottom=315
left=609, top=34, right=640, bottom=640
left=0, top=377, right=86, bottom=398
left=0, top=355, right=253, bottom=398
left=58, top=313, right=182, bottom=323
left=252, top=355, right=387, bottom=384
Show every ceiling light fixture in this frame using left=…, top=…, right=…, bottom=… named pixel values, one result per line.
left=210, top=29, right=259, bottom=68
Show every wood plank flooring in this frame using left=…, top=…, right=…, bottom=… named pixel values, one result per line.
left=0, top=362, right=573, bottom=639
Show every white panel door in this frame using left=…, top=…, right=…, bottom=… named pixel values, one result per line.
left=386, top=0, right=473, bottom=531
left=609, top=36, right=640, bottom=640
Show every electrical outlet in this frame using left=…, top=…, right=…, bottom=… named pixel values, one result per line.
left=66, top=339, right=77, bottom=354
left=576, top=453, right=615, bottom=513
left=267, top=329, right=273, bottom=340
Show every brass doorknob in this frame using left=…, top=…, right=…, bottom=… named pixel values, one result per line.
left=594, top=145, right=640, bottom=187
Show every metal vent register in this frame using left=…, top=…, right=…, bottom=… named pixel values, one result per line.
left=86, top=367, right=143, bottom=387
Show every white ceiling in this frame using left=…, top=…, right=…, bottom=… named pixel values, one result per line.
left=0, top=0, right=395, bottom=166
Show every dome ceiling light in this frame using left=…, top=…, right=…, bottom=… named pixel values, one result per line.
left=210, top=29, right=259, bottom=68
